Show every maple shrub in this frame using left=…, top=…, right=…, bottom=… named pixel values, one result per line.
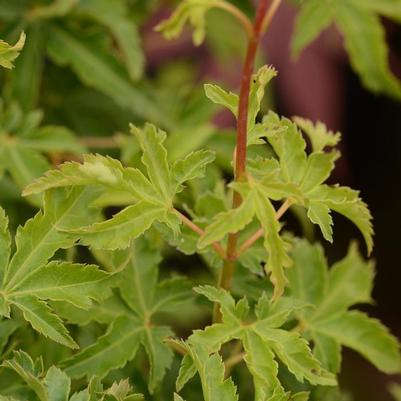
left=0, top=1, right=401, bottom=401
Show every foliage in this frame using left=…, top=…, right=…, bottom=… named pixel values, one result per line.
left=0, top=1, right=400, bottom=401
left=0, top=32, right=25, bottom=69
left=1, top=350, right=143, bottom=401
left=293, top=0, right=401, bottom=99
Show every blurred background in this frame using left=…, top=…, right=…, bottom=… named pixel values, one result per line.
left=0, top=1, right=400, bottom=400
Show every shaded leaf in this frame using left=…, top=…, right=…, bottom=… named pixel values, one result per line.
left=47, top=26, right=170, bottom=127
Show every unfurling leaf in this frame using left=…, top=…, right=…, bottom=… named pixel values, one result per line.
left=155, top=0, right=220, bottom=46
left=0, top=32, right=25, bottom=69
left=204, top=65, right=277, bottom=130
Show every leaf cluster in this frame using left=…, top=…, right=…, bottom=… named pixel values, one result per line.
left=0, top=1, right=401, bottom=401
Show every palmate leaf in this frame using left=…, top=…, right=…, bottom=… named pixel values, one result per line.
left=3, top=187, right=99, bottom=289
left=200, top=180, right=292, bottom=300
left=293, top=117, right=341, bottom=153
left=0, top=32, right=25, bottom=69
left=292, top=0, right=401, bottom=99
left=176, top=286, right=335, bottom=400
left=62, top=238, right=193, bottom=393
left=62, top=315, right=144, bottom=378
left=23, top=154, right=162, bottom=206
left=248, top=112, right=373, bottom=253
left=288, top=239, right=401, bottom=374
left=77, top=0, right=144, bottom=81
left=1, top=351, right=144, bottom=401
left=25, top=124, right=214, bottom=251
left=10, top=261, right=109, bottom=309
left=46, top=26, right=170, bottom=128
left=309, top=185, right=373, bottom=253
left=312, top=311, right=401, bottom=374
left=0, top=103, right=84, bottom=206
left=0, top=188, right=112, bottom=348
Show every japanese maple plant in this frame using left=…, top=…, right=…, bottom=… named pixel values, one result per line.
left=0, top=1, right=400, bottom=400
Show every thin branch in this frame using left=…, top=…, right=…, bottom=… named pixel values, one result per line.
left=261, top=0, right=283, bottom=33
left=237, top=198, right=293, bottom=257
left=215, top=1, right=254, bottom=39
left=214, top=0, right=271, bottom=323
left=174, top=209, right=227, bottom=259
left=234, top=0, right=269, bottom=183
left=81, top=136, right=120, bottom=149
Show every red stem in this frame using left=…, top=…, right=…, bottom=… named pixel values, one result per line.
left=224, top=0, right=270, bottom=265
left=214, top=1, right=282, bottom=323
left=235, top=0, right=270, bottom=182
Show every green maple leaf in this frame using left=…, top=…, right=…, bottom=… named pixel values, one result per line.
left=1, top=351, right=143, bottom=401
left=199, top=178, right=292, bottom=300
left=76, top=0, right=145, bottom=81
left=61, top=237, right=193, bottom=393
left=175, top=286, right=336, bottom=401
left=24, top=124, right=215, bottom=251
left=248, top=112, right=373, bottom=254
left=288, top=239, right=401, bottom=374
left=292, top=0, right=401, bottom=99
left=0, top=188, right=112, bottom=348
left=0, top=102, right=85, bottom=206
left=0, top=32, right=25, bottom=69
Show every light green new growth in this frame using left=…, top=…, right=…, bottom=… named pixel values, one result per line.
left=155, top=0, right=223, bottom=46
left=1, top=351, right=144, bottom=401
left=0, top=32, right=25, bottom=69
left=176, top=286, right=336, bottom=400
